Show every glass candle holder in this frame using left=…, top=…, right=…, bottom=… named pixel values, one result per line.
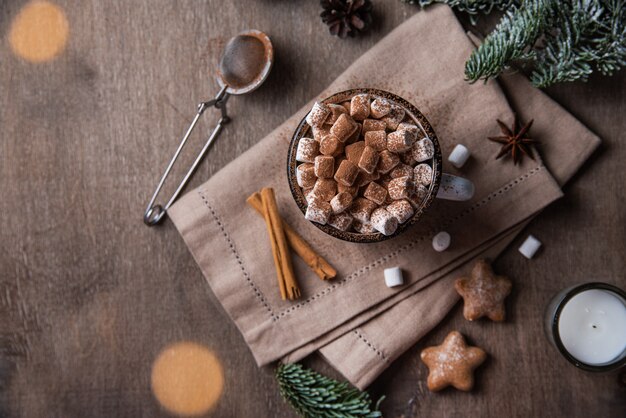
left=545, top=282, right=626, bottom=372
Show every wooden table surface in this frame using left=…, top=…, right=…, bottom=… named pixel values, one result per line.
left=1, top=1, right=625, bottom=417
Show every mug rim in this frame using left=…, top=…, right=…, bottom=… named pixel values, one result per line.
left=287, top=88, right=443, bottom=243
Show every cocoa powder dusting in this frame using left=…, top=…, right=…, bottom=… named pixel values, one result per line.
left=219, top=35, right=266, bottom=88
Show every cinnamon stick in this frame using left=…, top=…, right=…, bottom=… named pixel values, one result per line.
left=247, top=192, right=337, bottom=280
left=259, top=188, right=301, bottom=300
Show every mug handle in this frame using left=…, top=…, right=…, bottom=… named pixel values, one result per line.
left=436, top=173, right=475, bottom=201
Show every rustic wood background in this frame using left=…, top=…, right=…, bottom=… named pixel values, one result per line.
left=1, top=0, right=625, bottom=417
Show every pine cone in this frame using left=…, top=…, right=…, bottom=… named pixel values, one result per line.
left=320, top=0, right=373, bottom=38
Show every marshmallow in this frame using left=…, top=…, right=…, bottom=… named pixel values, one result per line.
left=350, top=93, right=370, bottom=121
left=412, top=137, right=435, bottom=162
left=319, top=134, right=343, bottom=156
left=306, top=102, right=330, bottom=127
left=519, top=235, right=542, bottom=259
left=334, top=160, right=359, bottom=186
left=355, top=170, right=380, bottom=187
left=362, top=119, right=387, bottom=133
left=345, top=122, right=362, bottom=143
left=311, top=125, right=330, bottom=142
left=400, top=150, right=417, bottom=166
left=311, top=178, right=337, bottom=202
left=388, top=176, right=413, bottom=200
left=314, top=155, right=335, bottom=178
left=345, top=141, right=366, bottom=164
left=328, top=212, right=353, bottom=231
left=337, top=182, right=358, bottom=196
left=407, top=184, right=428, bottom=208
left=377, top=150, right=400, bottom=174
left=397, top=122, right=419, bottom=141
left=371, top=207, right=399, bottom=236
left=303, top=187, right=314, bottom=203
left=387, top=130, right=414, bottom=153
left=296, top=137, right=319, bottom=163
left=296, top=163, right=317, bottom=188
left=383, top=104, right=405, bottom=130
left=349, top=197, right=377, bottom=223
left=384, top=267, right=404, bottom=287
left=432, top=231, right=451, bottom=252
left=330, top=113, right=358, bottom=142
left=364, top=130, right=387, bottom=152
left=358, top=145, right=380, bottom=174
left=304, top=199, right=331, bottom=225
left=370, top=98, right=391, bottom=119
left=305, top=199, right=332, bottom=224
left=390, top=163, right=414, bottom=179
left=413, top=163, right=433, bottom=186
left=387, top=199, right=414, bottom=224
left=364, top=182, right=387, bottom=205
left=330, top=192, right=353, bottom=214
left=448, top=144, right=471, bottom=168
left=325, top=103, right=348, bottom=126
left=353, top=220, right=376, bottom=234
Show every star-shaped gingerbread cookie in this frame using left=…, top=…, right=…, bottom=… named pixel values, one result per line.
left=420, top=331, right=487, bottom=392
left=455, top=259, right=512, bottom=321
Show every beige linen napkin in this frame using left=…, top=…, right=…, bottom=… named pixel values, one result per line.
left=168, top=4, right=597, bottom=387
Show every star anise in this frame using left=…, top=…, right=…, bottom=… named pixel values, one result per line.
left=488, top=115, right=539, bottom=165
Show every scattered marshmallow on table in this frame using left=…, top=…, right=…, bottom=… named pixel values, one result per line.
left=519, top=235, right=542, bottom=259
left=448, top=144, right=471, bottom=168
left=432, top=231, right=451, bottom=252
left=384, top=267, right=404, bottom=288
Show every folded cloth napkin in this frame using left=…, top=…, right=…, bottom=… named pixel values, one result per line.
left=168, top=4, right=599, bottom=389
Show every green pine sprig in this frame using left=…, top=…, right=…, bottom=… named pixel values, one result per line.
left=276, top=363, right=384, bottom=418
left=465, top=0, right=555, bottom=82
left=401, top=0, right=517, bottom=24
left=402, top=0, right=626, bottom=88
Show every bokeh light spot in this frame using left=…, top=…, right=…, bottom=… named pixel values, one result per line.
left=151, top=341, right=224, bottom=416
left=8, top=1, right=69, bottom=63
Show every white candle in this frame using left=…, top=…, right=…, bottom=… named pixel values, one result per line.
left=557, top=289, right=626, bottom=365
